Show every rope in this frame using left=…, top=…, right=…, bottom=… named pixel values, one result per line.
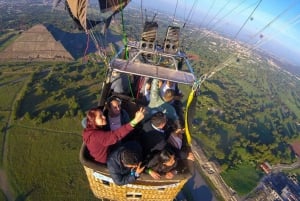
left=182, top=0, right=199, bottom=28
left=194, top=0, right=300, bottom=91
left=183, top=0, right=187, bottom=24
left=79, top=0, right=112, bottom=66
left=199, top=0, right=216, bottom=28
left=185, top=0, right=261, bottom=77
left=181, top=0, right=200, bottom=47
left=196, top=0, right=249, bottom=43
left=233, top=0, right=263, bottom=39
left=141, top=0, right=299, bottom=148
left=250, top=0, right=299, bottom=40
left=119, top=0, right=134, bottom=98
left=192, top=3, right=253, bottom=86
left=82, top=32, right=90, bottom=63
left=172, top=0, right=179, bottom=24
left=205, top=0, right=231, bottom=29
left=184, top=1, right=300, bottom=149
left=140, top=0, right=144, bottom=24
left=119, top=2, right=128, bottom=59
left=247, top=14, right=300, bottom=56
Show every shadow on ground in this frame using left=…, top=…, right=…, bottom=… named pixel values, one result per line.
left=177, top=169, right=217, bottom=201
left=45, top=24, right=122, bottom=60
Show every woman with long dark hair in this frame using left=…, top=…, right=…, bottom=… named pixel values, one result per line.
left=145, top=147, right=177, bottom=179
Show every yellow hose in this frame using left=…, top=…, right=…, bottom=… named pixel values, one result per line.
left=184, top=89, right=197, bottom=145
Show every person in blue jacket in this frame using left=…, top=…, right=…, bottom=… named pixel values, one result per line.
left=107, top=141, right=145, bottom=186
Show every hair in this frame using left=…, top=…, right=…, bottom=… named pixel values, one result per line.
left=86, top=107, right=102, bottom=129
left=121, top=149, right=140, bottom=166
left=163, top=88, right=175, bottom=102
left=106, top=96, right=122, bottom=109
left=159, top=148, right=175, bottom=164
left=146, top=148, right=176, bottom=173
left=150, top=111, right=166, bottom=127
left=166, top=80, right=174, bottom=87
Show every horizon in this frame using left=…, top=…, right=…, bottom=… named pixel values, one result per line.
left=130, top=0, right=300, bottom=66
left=1, top=0, right=299, bottom=66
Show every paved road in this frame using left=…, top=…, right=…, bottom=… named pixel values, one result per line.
left=177, top=168, right=217, bottom=201
left=272, top=161, right=300, bottom=172
left=189, top=141, right=239, bottom=201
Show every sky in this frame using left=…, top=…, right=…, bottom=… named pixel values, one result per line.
left=130, top=0, right=300, bottom=66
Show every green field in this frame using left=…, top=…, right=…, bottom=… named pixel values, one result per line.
left=0, top=61, right=102, bottom=200
left=6, top=124, right=96, bottom=201
left=221, top=163, right=263, bottom=196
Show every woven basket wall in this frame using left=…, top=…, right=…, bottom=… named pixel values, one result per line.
left=83, top=165, right=189, bottom=201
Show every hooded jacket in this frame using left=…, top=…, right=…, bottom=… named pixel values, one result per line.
left=83, top=123, right=134, bottom=163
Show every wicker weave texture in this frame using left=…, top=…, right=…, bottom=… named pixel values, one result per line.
left=84, top=166, right=188, bottom=201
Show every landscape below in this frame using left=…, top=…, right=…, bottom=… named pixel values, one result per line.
left=0, top=1, right=300, bottom=200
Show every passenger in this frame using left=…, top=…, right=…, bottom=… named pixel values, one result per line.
left=103, top=96, right=130, bottom=131
left=80, top=96, right=129, bottom=129
left=82, top=107, right=145, bottom=164
left=141, top=77, right=153, bottom=105
left=160, top=80, right=184, bottom=127
left=144, top=81, right=151, bottom=104
left=107, top=141, right=145, bottom=186
left=167, top=128, right=184, bottom=150
left=147, top=78, right=180, bottom=128
left=160, top=80, right=183, bottom=101
left=110, top=71, right=131, bottom=96
left=141, top=111, right=169, bottom=158
left=145, top=148, right=177, bottom=179
left=177, top=57, right=183, bottom=71
left=135, top=77, right=152, bottom=106
left=168, top=127, right=195, bottom=161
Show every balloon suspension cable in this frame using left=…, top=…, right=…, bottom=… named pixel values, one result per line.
left=119, top=1, right=134, bottom=99
left=82, top=31, right=90, bottom=63
left=192, top=74, right=206, bottom=96
left=87, top=28, right=110, bottom=68
left=120, top=5, right=128, bottom=59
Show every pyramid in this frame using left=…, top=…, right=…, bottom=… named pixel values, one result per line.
left=0, top=24, right=74, bottom=61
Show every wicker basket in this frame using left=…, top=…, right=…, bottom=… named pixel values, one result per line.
left=80, top=143, right=193, bottom=201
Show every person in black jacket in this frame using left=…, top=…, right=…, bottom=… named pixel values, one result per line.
left=107, top=141, right=145, bottom=186
left=141, top=111, right=169, bottom=157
